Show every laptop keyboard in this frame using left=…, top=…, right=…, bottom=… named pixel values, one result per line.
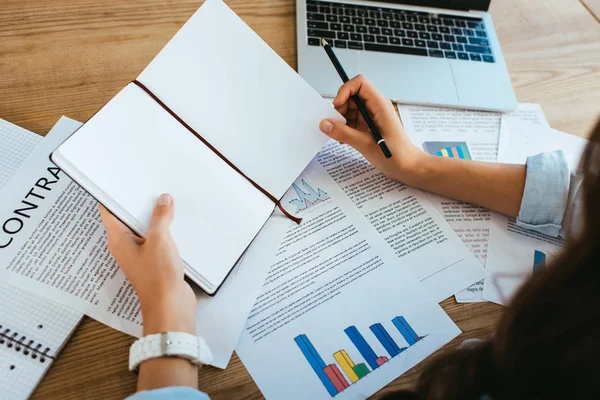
left=306, top=0, right=494, bottom=63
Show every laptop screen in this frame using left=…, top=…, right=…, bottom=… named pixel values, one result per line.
left=374, top=1, right=491, bottom=12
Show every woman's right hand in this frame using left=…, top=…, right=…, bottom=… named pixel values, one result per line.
left=319, top=75, right=425, bottom=185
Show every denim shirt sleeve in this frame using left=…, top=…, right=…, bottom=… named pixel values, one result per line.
left=516, top=151, right=571, bottom=237
left=126, top=387, right=210, bottom=400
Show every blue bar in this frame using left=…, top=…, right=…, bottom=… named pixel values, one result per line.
left=399, top=316, right=419, bottom=342
left=436, top=150, right=443, bottom=157
left=533, top=250, right=546, bottom=272
left=369, top=323, right=401, bottom=357
left=294, top=335, right=338, bottom=396
left=445, top=147, right=454, bottom=157
left=344, top=326, right=379, bottom=370
left=392, top=317, right=417, bottom=346
left=456, top=145, right=465, bottom=159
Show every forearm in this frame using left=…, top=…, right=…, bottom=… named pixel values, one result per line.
left=137, top=300, right=199, bottom=391
left=404, top=153, right=526, bottom=218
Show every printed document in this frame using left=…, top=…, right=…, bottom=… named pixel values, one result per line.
left=482, top=116, right=587, bottom=305
left=236, top=160, right=461, bottom=399
left=315, top=140, right=486, bottom=302
left=0, top=117, right=288, bottom=368
left=398, top=104, right=548, bottom=302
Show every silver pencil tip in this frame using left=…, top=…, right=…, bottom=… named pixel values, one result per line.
left=321, top=38, right=328, bottom=46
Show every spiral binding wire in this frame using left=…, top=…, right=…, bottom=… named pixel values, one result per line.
left=0, top=325, right=54, bottom=363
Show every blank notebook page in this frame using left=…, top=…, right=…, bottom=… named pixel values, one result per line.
left=137, top=0, right=341, bottom=199
left=0, top=118, right=82, bottom=400
left=53, top=84, right=276, bottom=290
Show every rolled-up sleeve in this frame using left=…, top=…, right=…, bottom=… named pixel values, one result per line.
left=516, top=151, right=570, bottom=237
left=126, top=387, right=210, bottom=400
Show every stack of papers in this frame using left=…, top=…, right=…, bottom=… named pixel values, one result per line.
left=0, top=1, right=587, bottom=399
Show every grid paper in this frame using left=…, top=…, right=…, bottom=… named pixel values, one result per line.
left=0, top=348, right=51, bottom=400
left=0, top=118, right=42, bottom=187
left=0, top=281, right=81, bottom=358
left=0, top=118, right=83, bottom=399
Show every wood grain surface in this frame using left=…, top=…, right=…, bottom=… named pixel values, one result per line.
left=0, top=0, right=598, bottom=399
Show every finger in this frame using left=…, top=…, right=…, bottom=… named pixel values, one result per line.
left=99, top=205, right=141, bottom=251
left=332, top=75, right=388, bottom=114
left=320, top=119, right=371, bottom=150
left=333, top=96, right=358, bottom=117
left=345, top=108, right=359, bottom=121
left=149, top=193, right=175, bottom=233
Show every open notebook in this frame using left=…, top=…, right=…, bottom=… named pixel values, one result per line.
left=0, top=118, right=82, bottom=400
left=51, top=0, right=342, bottom=295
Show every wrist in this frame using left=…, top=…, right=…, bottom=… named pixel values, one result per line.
left=391, top=148, right=431, bottom=187
left=142, top=296, right=196, bottom=336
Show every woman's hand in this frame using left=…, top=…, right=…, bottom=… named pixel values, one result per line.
left=319, top=74, right=425, bottom=185
left=99, top=194, right=196, bottom=336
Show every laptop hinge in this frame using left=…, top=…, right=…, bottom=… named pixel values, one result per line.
left=397, top=1, right=490, bottom=12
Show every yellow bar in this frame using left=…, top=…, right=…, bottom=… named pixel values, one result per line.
left=334, top=350, right=359, bottom=383
left=440, top=148, right=450, bottom=157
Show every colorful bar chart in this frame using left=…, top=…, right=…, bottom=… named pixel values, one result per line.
left=295, top=316, right=426, bottom=397
left=533, top=250, right=546, bottom=272
left=422, top=141, right=472, bottom=160
left=323, top=364, right=349, bottom=392
left=333, top=350, right=360, bottom=383
left=344, top=326, right=380, bottom=370
left=294, top=334, right=339, bottom=396
left=370, top=323, right=406, bottom=357
left=392, top=316, right=423, bottom=346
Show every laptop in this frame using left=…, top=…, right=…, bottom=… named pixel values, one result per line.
left=297, top=0, right=517, bottom=112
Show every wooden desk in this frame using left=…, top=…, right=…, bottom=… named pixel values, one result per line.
left=1, top=0, right=598, bottom=398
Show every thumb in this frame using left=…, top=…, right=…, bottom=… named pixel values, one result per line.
left=320, top=119, right=370, bottom=150
left=149, top=193, right=175, bottom=233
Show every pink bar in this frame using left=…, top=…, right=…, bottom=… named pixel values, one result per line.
left=450, top=146, right=460, bottom=158
left=375, top=356, right=389, bottom=366
left=324, top=364, right=349, bottom=391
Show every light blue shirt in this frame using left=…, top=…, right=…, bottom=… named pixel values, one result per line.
left=127, top=150, right=578, bottom=400
left=516, top=150, right=583, bottom=239
left=127, top=387, right=209, bottom=400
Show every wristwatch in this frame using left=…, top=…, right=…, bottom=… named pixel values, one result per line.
left=129, top=332, right=213, bottom=372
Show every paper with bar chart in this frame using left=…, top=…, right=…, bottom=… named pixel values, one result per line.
left=483, top=117, right=587, bottom=305
left=295, top=316, right=427, bottom=396
left=236, top=160, right=460, bottom=399
left=398, top=103, right=549, bottom=302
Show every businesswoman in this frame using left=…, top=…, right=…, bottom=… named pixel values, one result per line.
left=100, top=76, right=599, bottom=399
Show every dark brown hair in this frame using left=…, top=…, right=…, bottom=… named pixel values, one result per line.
left=383, top=118, right=600, bottom=400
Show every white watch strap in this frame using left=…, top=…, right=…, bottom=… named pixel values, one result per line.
left=129, top=332, right=213, bottom=371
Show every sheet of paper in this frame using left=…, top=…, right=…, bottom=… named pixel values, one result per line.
left=0, top=118, right=42, bottom=187
left=0, top=117, right=285, bottom=368
left=316, top=140, right=486, bottom=302
left=236, top=160, right=461, bottom=399
left=398, top=104, right=549, bottom=302
left=482, top=117, right=588, bottom=306
left=0, top=119, right=82, bottom=399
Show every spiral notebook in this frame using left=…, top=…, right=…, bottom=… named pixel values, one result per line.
left=0, top=118, right=82, bottom=400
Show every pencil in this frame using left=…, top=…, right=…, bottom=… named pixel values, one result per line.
left=321, top=38, right=392, bottom=159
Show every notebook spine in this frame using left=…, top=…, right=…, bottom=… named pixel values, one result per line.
left=0, top=324, right=53, bottom=363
